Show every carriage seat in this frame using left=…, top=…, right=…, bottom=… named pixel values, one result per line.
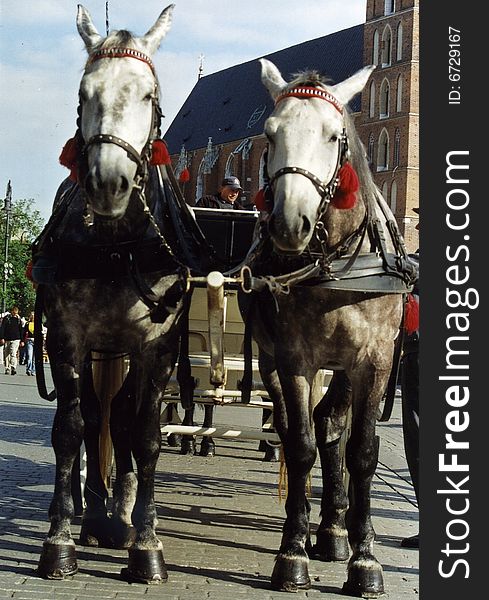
left=191, top=207, right=258, bottom=272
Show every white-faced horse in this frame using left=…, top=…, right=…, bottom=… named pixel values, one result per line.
left=239, top=59, right=417, bottom=596
left=34, top=4, right=186, bottom=583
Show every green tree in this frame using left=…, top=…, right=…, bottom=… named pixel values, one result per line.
left=1, top=197, right=45, bottom=316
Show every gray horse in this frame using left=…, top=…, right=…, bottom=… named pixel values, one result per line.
left=34, top=4, right=185, bottom=584
left=240, top=59, right=416, bottom=597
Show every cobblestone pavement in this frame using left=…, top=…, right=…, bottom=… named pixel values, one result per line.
left=0, top=371, right=418, bottom=599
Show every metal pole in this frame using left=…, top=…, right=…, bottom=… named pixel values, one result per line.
left=2, top=180, right=12, bottom=314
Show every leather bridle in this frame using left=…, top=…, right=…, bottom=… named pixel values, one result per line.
left=266, top=87, right=350, bottom=220
left=77, top=46, right=162, bottom=188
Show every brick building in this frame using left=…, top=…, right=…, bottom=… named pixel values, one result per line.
left=164, top=0, right=419, bottom=251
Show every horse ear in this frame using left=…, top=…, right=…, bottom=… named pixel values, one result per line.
left=76, top=5, right=103, bottom=53
left=260, top=58, right=287, bottom=99
left=330, top=65, right=376, bottom=106
left=140, top=4, right=175, bottom=55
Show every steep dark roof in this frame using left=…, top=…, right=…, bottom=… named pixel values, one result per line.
left=164, top=24, right=364, bottom=154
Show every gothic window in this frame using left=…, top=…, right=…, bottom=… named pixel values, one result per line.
left=372, top=30, right=379, bottom=66
left=385, top=0, right=395, bottom=15
left=382, top=180, right=389, bottom=201
left=380, top=79, right=390, bottom=118
left=390, top=180, right=398, bottom=214
left=367, top=133, right=375, bottom=168
left=369, top=81, right=376, bottom=117
left=381, top=26, right=392, bottom=67
left=225, top=153, right=236, bottom=178
left=397, top=22, right=403, bottom=60
left=377, top=129, right=389, bottom=171
left=396, top=74, right=403, bottom=111
left=394, top=128, right=401, bottom=167
left=259, top=148, right=268, bottom=189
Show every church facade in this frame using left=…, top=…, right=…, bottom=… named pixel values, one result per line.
left=164, top=0, right=419, bottom=251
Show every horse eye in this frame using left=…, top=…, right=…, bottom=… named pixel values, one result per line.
left=143, top=93, right=154, bottom=102
left=329, top=134, right=338, bottom=143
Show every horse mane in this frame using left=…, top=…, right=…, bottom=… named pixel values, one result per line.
left=285, top=69, right=380, bottom=205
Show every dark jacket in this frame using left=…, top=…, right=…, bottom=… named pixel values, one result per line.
left=0, top=314, right=23, bottom=341
left=196, top=193, right=252, bottom=210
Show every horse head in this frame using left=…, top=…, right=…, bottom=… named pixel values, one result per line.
left=75, top=4, right=174, bottom=220
left=259, top=59, right=374, bottom=254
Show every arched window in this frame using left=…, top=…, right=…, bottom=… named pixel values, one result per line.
left=369, top=81, right=376, bottom=117
left=367, top=133, right=375, bottom=167
left=195, top=157, right=206, bottom=203
left=396, top=22, right=403, bottom=61
left=372, top=30, right=379, bottom=66
left=377, top=129, right=389, bottom=171
left=390, top=180, right=398, bottom=214
left=382, top=181, right=389, bottom=201
left=385, top=0, right=395, bottom=15
left=259, top=148, right=268, bottom=189
left=225, top=153, right=236, bottom=178
left=393, top=128, right=401, bottom=167
left=396, top=74, right=403, bottom=112
left=381, top=26, right=392, bottom=67
left=380, top=78, right=390, bottom=118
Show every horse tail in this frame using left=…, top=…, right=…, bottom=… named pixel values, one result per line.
left=91, top=352, right=128, bottom=488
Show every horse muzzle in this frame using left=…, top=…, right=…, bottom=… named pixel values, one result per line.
left=268, top=205, right=314, bottom=255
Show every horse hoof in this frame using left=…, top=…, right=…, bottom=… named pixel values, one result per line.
left=342, top=559, right=384, bottom=598
left=80, top=517, right=136, bottom=549
left=312, top=530, right=349, bottom=561
left=167, top=433, right=182, bottom=447
left=199, top=439, right=215, bottom=457
left=180, top=437, right=196, bottom=455
left=271, top=555, right=311, bottom=592
left=121, top=548, right=168, bottom=584
left=37, top=543, right=78, bottom=580
left=262, top=446, right=280, bottom=462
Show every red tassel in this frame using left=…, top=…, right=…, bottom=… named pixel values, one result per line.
left=331, top=162, right=359, bottom=209
left=404, top=293, right=419, bottom=335
left=150, top=139, right=171, bottom=165
left=179, top=167, right=190, bottom=183
left=254, top=188, right=268, bottom=211
left=59, top=135, right=79, bottom=181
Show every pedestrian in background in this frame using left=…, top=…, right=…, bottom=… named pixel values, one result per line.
left=400, top=207, right=419, bottom=548
left=0, top=306, right=24, bottom=375
left=22, top=311, right=36, bottom=376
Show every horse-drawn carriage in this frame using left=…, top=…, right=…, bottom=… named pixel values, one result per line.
left=30, top=4, right=418, bottom=598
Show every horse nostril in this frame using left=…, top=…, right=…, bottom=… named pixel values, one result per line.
left=302, top=215, right=311, bottom=236
left=119, top=175, right=129, bottom=194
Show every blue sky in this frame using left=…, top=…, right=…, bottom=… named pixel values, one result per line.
left=0, top=0, right=365, bottom=220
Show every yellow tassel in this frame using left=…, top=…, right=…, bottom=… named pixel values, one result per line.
left=277, top=445, right=313, bottom=503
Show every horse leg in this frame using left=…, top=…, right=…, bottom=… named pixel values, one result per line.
left=108, top=364, right=138, bottom=549
left=180, top=404, right=197, bottom=455
left=37, top=361, right=84, bottom=579
left=261, top=407, right=280, bottom=462
left=312, top=370, right=352, bottom=561
left=78, top=355, right=110, bottom=547
left=120, top=354, right=176, bottom=584
left=268, top=366, right=316, bottom=592
left=342, top=369, right=387, bottom=598
left=165, top=403, right=182, bottom=447
left=199, top=404, right=215, bottom=456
